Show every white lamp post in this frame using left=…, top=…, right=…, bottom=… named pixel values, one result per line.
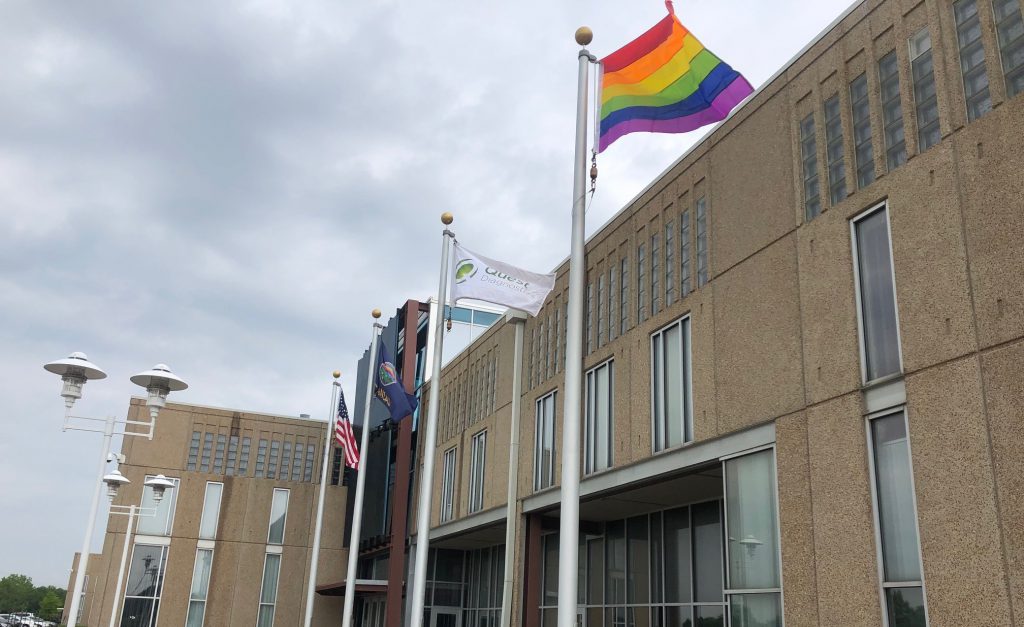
left=104, top=473, right=173, bottom=627
left=44, top=352, right=188, bottom=626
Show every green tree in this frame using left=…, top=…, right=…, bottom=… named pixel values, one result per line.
left=38, top=590, right=63, bottom=621
left=0, top=573, right=35, bottom=613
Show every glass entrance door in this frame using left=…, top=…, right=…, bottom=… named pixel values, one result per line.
left=430, top=607, right=462, bottom=627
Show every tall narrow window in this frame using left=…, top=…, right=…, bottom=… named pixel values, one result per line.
left=651, top=233, right=662, bottom=315
left=586, top=281, right=594, bottom=354
left=608, top=267, right=618, bottom=342
left=267, top=488, right=289, bottom=545
left=226, top=435, right=238, bottom=476
left=850, top=74, right=876, bottom=188
left=534, top=392, right=556, bottom=491
left=651, top=317, right=692, bottom=452
left=584, top=360, right=614, bottom=474
left=955, top=0, right=993, bottom=120
left=214, top=433, right=226, bottom=474
left=637, top=243, right=648, bottom=323
left=188, top=431, right=201, bottom=471
left=201, top=432, right=213, bottom=472
left=198, top=482, right=223, bottom=540
left=869, top=411, right=928, bottom=627
left=910, top=29, right=940, bottom=151
left=239, top=436, right=251, bottom=476
left=257, top=553, right=281, bottom=627
left=256, top=439, right=267, bottom=476
left=185, top=548, right=214, bottom=627
left=993, top=0, right=1024, bottom=97
left=620, top=258, right=629, bottom=335
left=120, top=545, right=169, bottom=627
left=137, top=476, right=179, bottom=536
left=725, top=450, right=783, bottom=627
left=824, top=94, right=847, bottom=204
left=267, top=440, right=280, bottom=479
left=879, top=51, right=908, bottom=170
left=278, top=440, right=291, bottom=480
left=665, top=221, right=676, bottom=307
left=680, top=210, right=692, bottom=295
left=528, top=328, right=536, bottom=390
left=852, top=204, right=903, bottom=383
left=696, top=197, right=709, bottom=287
left=546, top=315, right=554, bottom=380
left=468, top=431, right=487, bottom=513
left=303, top=442, right=313, bottom=482
left=800, top=113, right=822, bottom=220
left=441, top=447, right=457, bottom=522
left=598, top=273, right=606, bottom=348
left=554, top=299, right=562, bottom=372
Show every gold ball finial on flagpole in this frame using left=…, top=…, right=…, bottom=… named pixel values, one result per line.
left=332, top=370, right=341, bottom=379
left=575, top=27, right=593, bottom=46
left=372, top=309, right=382, bottom=319
left=441, top=212, right=454, bottom=225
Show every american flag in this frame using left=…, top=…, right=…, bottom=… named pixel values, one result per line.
left=335, top=389, right=360, bottom=469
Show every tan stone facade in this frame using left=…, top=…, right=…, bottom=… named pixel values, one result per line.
left=418, top=0, right=1024, bottom=626
left=63, top=399, right=349, bottom=627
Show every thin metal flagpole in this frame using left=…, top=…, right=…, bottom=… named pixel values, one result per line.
left=500, top=313, right=527, bottom=627
left=303, top=371, right=341, bottom=627
left=557, top=28, right=595, bottom=627
left=409, top=212, right=455, bottom=627
left=342, top=311, right=384, bottom=627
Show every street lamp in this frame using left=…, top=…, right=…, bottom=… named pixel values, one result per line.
left=44, top=352, right=188, bottom=626
left=103, top=472, right=174, bottom=627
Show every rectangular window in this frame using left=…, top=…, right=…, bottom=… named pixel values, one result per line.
left=608, top=267, right=618, bottom=342
left=850, top=74, right=876, bottom=188
left=651, top=317, right=692, bottom=452
left=665, top=221, right=676, bottom=307
left=637, top=243, right=647, bottom=323
left=554, top=299, right=562, bottom=372
left=852, top=204, right=903, bottom=383
left=868, top=411, right=928, bottom=627
left=879, top=51, right=908, bottom=170
left=199, top=482, right=223, bottom=540
left=267, top=440, right=280, bottom=479
left=226, top=435, right=238, bottom=476
left=597, top=272, right=606, bottom=348
left=534, top=392, right=556, bottom=491
left=267, top=488, right=289, bottom=545
left=120, top=544, right=169, bottom=627
left=185, top=548, right=214, bottom=627
left=680, top=210, right=692, bottom=295
left=586, top=281, right=594, bottom=354
left=201, top=432, right=213, bottom=472
left=256, top=438, right=267, bottom=475
left=137, top=476, right=179, bottom=536
left=800, top=113, right=822, bottom=220
left=994, top=0, right=1024, bottom=97
left=651, top=233, right=662, bottom=315
left=188, top=431, right=201, bottom=471
left=824, top=94, right=847, bottom=205
left=696, top=197, right=709, bottom=287
left=724, top=450, right=783, bottom=627
left=239, top=436, right=251, bottom=476
left=214, top=433, right=226, bottom=474
left=584, top=360, right=614, bottom=474
left=303, top=443, right=314, bottom=482
left=910, top=29, right=940, bottom=151
left=257, top=553, right=281, bottom=627
left=955, top=0, right=993, bottom=120
left=441, top=447, right=457, bottom=522
left=279, top=440, right=291, bottom=480
left=620, top=258, right=629, bottom=335
left=292, top=442, right=304, bottom=481
left=546, top=312, right=554, bottom=379
left=468, top=431, right=487, bottom=514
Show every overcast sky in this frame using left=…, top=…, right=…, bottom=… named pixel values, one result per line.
left=0, top=0, right=855, bottom=586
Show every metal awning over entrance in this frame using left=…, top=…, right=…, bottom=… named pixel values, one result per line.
left=316, top=578, right=389, bottom=597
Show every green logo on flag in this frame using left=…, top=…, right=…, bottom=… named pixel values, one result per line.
left=455, top=260, right=477, bottom=284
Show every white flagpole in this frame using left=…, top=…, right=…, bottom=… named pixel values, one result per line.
left=500, top=312, right=527, bottom=627
left=409, top=213, right=455, bottom=627
left=342, top=311, right=384, bottom=627
left=303, top=372, right=341, bottom=627
left=557, top=29, right=595, bottom=627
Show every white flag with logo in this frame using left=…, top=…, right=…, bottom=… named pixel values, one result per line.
left=450, top=243, right=556, bottom=317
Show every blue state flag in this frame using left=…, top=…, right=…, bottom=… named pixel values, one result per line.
left=374, top=343, right=418, bottom=421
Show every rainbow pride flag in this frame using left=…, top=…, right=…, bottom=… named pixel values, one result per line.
left=598, top=1, right=754, bottom=152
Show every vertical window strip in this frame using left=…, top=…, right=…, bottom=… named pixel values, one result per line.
left=279, top=440, right=292, bottom=480
left=188, top=431, right=201, bottom=471
left=800, top=113, right=822, bottom=220
left=441, top=447, right=457, bottom=522
left=637, top=243, right=648, bottom=322
left=214, top=434, right=226, bottom=474
left=303, top=443, right=314, bottom=482
left=201, top=432, right=213, bottom=472
left=879, top=51, right=908, bottom=170
left=598, top=272, right=607, bottom=347
left=534, top=392, right=556, bottom=491
left=186, top=548, right=213, bottom=627
left=226, top=435, right=238, bottom=476
left=696, top=198, right=709, bottom=287
left=665, top=222, right=676, bottom=307
left=528, top=327, right=536, bottom=390
left=267, top=488, right=289, bottom=545
left=469, top=431, right=487, bottom=513
left=824, top=94, right=847, bottom=205
left=620, top=258, right=629, bottom=335
left=546, top=312, right=554, bottom=379
left=257, top=553, right=282, bottom=627
left=584, top=360, right=614, bottom=475
left=850, top=74, right=876, bottom=188
left=651, top=233, right=662, bottom=315
left=554, top=299, right=562, bottom=373
left=198, top=482, right=223, bottom=540
left=852, top=205, right=903, bottom=383
left=955, top=0, right=993, bottom=120
left=587, top=280, right=594, bottom=354
left=869, top=411, right=928, bottom=626
left=256, top=439, right=267, bottom=475
left=680, top=210, right=692, bottom=295
left=651, top=317, right=692, bottom=452
left=239, top=436, right=251, bottom=476
left=910, top=29, right=941, bottom=151
left=608, top=267, right=618, bottom=342
left=993, top=0, right=1024, bottom=97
